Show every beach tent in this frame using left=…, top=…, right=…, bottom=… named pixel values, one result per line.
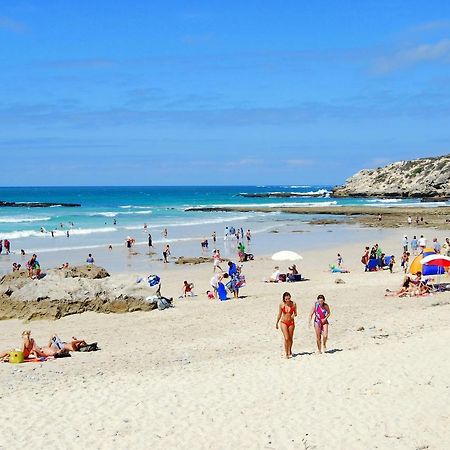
left=409, top=248, right=444, bottom=276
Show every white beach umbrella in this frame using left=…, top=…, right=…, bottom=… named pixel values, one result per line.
left=271, top=250, right=303, bottom=261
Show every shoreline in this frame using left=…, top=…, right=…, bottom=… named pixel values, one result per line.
left=186, top=205, right=450, bottom=229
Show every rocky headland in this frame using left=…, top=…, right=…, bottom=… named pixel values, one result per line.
left=332, top=154, right=450, bottom=198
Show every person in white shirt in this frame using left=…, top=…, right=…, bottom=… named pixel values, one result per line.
left=418, top=235, right=427, bottom=253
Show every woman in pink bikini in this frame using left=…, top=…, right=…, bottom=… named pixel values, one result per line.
left=275, top=292, right=297, bottom=359
left=309, top=294, right=331, bottom=354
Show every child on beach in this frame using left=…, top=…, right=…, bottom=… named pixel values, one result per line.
left=400, top=252, right=410, bottom=273
left=337, top=253, right=343, bottom=267
left=213, top=249, right=223, bottom=272
left=309, top=294, right=331, bottom=354
left=275, top=292, right=297, bottom=359
left=389, top=255, right=395, bottom=273
left=182, top=281, right=194, bottom=297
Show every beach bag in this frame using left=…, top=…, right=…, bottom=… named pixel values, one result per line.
left=79, top=343, right=99, bottom=352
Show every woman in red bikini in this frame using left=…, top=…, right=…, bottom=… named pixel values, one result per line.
left=309, top=294, right=331, bottom=354
left=275, top=292, right=297, bottom=359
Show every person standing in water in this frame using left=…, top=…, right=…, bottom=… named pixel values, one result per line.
left=148, top=233, right=153, bottom=247
left=163, top=244, right=170, bottom=263
left=275, top=292, right=297, bottom=359
left=309, top=294, right=331, bottom=354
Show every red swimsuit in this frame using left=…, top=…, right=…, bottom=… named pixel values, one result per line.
left=281, top=303, right=296, bottom=327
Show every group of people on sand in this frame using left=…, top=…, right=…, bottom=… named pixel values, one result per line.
left=266, top=264, right=301, bottom=282
left=361, top=244, right=395, bottom=272
left=1, top=330, right=95, bottom=362
left=275, top=292, right=331, bottom=358
left=209, top=260, right=243, bottom=299
left=385, top=271, right=431, bottom=297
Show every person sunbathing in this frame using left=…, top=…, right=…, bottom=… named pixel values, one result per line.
left=49, top=334, right=88, bottom=352
left=329, top=264, right=350, bottom=273
left=385, top=276, right=411, bottom=297
left=410, top=272, right=430, bottom=295
left=0, top=330, right=39, bottom=361
left=266, top=266, right=282, bottom=282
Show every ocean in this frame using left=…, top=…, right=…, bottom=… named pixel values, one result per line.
left=0, top=186, right=445, bottom=273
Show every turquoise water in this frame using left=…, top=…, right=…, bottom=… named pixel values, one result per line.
left=0, top=186, right=447, bottom=273
left=1, top=185, right=443, bottom=240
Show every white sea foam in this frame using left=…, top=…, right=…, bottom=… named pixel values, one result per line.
left=89, top=210, right=152, bottom=217
left=122, top=215, right=251, bottom=232
left=239, top=189, right=330, bottom=196
left=366, top=199, right=402, bottom=203
left=208, top=201, right=338, bottom=208
left=0, top=216, right=51, bottom=223
left=119, top=205, right=153, bottom=209
left=120, top=210, right=153, bottom=215
left=89, top=212, right=118, bottom=218
left=1, top=226, right=118, bottom=240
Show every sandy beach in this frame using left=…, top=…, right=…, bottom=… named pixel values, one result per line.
left=1, top=227, right=449, bottom=449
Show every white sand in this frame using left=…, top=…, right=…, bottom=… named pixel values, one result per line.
left=0, top=229, right=449, bottom=449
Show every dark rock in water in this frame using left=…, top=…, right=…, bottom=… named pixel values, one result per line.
left=421, top=197, right=450, bottom=202
left=0, top=201, right=81, bottom=207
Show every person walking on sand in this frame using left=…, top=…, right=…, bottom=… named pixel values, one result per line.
left=163, top=244, right=170, bottom=263
left=212, top=231, right=216, bottom=244
left=402, top=235, right=408, bottom=253
left=148, top=233, right=153, bottom=247
left=309, top=294, right=331, bottom=354
left=275, top=292, right=297, bottom=359
left=411, top=235, right=418, bottom=255
left=213, top=249, right=223, bottom=272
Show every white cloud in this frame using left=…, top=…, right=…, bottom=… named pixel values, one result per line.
left=373, top=39, right=450, bottom=73
left=285, top=159, right=313, bottom=166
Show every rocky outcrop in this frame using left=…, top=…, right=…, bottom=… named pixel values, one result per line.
left=0, top=266, right=158, bottom=321
left=0, top=201, right=81, bottom=207
left=175, top=257, right=211, bottom=265
left=332, top=155, right=450, bottom=198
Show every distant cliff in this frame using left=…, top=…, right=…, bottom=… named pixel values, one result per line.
left=332, top=155, right=450, bottom=198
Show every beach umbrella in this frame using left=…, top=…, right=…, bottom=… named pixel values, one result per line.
left=420, top=254, right=450, bottom=267
left=271, top=251, right=303, bottom=261
left=420, top=254, right=450, bottom=288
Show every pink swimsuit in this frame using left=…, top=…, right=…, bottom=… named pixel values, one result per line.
left=314, top=302, right=328, bottom=333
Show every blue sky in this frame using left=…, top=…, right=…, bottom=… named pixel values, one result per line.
left=1, top=1, right=450, bottom=186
